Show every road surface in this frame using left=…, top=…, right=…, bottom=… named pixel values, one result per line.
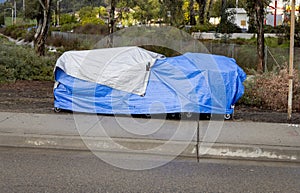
left=1, top=147, right=300, bottom=193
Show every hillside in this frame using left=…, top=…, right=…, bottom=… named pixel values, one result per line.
left=59, top=0, right=107, bottom=13
left=1, top=0, right=106, bottom=13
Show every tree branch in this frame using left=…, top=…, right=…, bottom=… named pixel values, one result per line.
left=38, top=0, right=46, bottom=10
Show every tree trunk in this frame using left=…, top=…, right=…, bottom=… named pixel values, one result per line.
left=108, top=0, right=115, bottom=48
left=34, top=0, right=52, bottom=56
left=196, top=0, right=206, bottom=24
left=255, top=1, right=265, bottom=73
left=220, top=0, right=227, bottom=25
left=206, top=0, right=213, bottom=22
left=189, top=0, right=196, bottom=25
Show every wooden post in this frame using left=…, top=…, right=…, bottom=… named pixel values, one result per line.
left=288, top=0, right=295, bottom=121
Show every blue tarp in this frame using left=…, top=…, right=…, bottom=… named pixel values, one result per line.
left=54, top=52, right=246, bottom=115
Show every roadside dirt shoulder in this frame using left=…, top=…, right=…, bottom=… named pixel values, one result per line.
left=0, top=80, right=299, bottom=124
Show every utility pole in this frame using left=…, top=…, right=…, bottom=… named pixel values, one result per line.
left=288, top=0, right=295, bottom=121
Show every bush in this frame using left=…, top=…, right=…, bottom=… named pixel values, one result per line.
left=0, top=37, right=58, bottom=82
left=73, top=23, right=108, bottom=35
left=140, top=45, right=180, bottom=57
left=59, top=13, right=77, bottom=26
left=264, top=25, right=277, bottom=33
left=0, top=24, right=35, bottom=41
left=46, top=35, right=93, bottom=51
left=239, top=68, right=300, bottom=112
left=190, top=23, right=216, bottom=33
left=216, top=21, right=242, bottom=34
left=0, top=13, right=4, bottom=25
left=24, top=29, right=35, bottom=42
left=60, top=23, right=80, bottom=32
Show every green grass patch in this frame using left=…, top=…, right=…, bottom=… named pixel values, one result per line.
left=3, top=17, right=36, bottom=26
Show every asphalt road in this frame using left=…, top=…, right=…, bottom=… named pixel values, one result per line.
left=1, top=147, right=300, bottom=193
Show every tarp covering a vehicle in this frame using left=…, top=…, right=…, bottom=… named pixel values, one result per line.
left=55, top=46, right=163, bottom=95
left=54, top=46, right=246, bottom=115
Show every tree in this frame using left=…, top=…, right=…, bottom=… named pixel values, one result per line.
left=189, top=0, right=196, bottom=25
left=220, top=0, right=227, bottom=25
left=194, top=0, right=216, bottom=24
left=282, top=1, right=300, bottom=47
left=78, top=6, right=105, bottom=25
left=205, top=0, right=213, bottom=21
left=131, top=0, right=161, bottom=25
left=34, top=0, right=52, bottom=56
left=246, top=0, right=270, bottom=73
left=59, top=13, right=77, bottom=26
left=116, top=0, right=135, bottom=26
left=160, top=0, right=184, bottom=26
left=183, top=0, right=198, bottom=25
left=212, top=0, right=241, bottom=36
left=109, top=0, right=116, bottom=33
left=23, top=0, right=52, bottom=56
left=58, top=0, right=106, bottom=13
left=106, top=0, right=116, bottom=47
left=254, top=1, right=265, bottom=73
left=196, top=0, right=206, bottom=24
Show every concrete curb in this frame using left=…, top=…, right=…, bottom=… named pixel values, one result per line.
left=199, top=142, right=300, bottom=162
left=0, top=133, right=197, bottom=157
left=1, top=133, right=299, bottom=163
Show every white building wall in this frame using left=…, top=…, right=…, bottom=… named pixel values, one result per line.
left=227, top=8, right=249, bottom=31
left=235, top=13, right=249, bottom=31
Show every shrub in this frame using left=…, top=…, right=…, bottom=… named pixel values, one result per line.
left=0, top=13, right=4, bottom=25
left=60, top=23, right=80, bottom=32
left=46, top=35, right=93, bottom=51
left=239, top=67, right=300, bottom=112
left=190, top=23, right=216, bottom=33
left=216, top=21, right=242, bottom=34
left=0, top=65, right=16, bottom=82
left=73, top=23, right=108, bottom=35
left=0, top=24, right=36, bottom=41
left=60, top=13, right=77, bottom=26
left=140, top=45, right=180, bottom=57
left=0, top=37, right=58, bottom=82
left=24, top=30, right=35, bottom=42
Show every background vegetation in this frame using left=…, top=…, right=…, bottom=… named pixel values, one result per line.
left=0, top=36, right=58, bottom=82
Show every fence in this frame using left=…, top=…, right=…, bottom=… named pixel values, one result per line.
left=203, top=42, right=300, bottom=74
left=51, top=31, right=105, bottom=46
left=192, top=32, right=278, bottom=40
left=51, top=31, right=299, bottom=74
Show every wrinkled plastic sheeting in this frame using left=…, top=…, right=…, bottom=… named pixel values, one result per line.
left=54, top=52, right=246, bottom=115
left=54, top=46, right=164, bottom=96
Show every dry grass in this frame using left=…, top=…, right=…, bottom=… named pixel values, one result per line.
left=240, top=67, right=300, bottom=112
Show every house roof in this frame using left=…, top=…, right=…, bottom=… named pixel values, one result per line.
left=227, top=8, right=247, bottom=14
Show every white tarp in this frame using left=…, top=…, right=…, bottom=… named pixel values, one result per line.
left=55, top=46, right=164, bottom=95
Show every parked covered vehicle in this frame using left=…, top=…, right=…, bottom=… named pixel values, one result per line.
left=53, top=46, right=246, bottom=119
